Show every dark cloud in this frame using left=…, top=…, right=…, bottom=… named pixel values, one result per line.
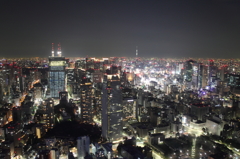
left=0, top=0, right=240, bottom=58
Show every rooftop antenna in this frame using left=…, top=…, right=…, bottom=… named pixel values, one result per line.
left=57, top=43, right=62, bottom=57
left=136, top=46, right=138, bottom=58
left=51, top=43, right=54, bottom=57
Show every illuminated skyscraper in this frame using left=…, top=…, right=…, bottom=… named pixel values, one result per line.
left=102, top=74, right=123, bottom=141
left=207, top=59, right=217, bottom=90
left=44, top=98, right=55, bottom=129
left=80, top=80, right=93, bottom=123
left=185, top=60, right=195, bottom=83
left=49, top=43, right=66, bottom=98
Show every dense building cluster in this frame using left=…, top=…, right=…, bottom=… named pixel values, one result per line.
left=0, top=51, right=240, bottom=159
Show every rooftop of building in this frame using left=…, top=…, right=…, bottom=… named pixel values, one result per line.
left=149, top=133, right=164, bottom=137
left=121, top=145, right=145, bottom=158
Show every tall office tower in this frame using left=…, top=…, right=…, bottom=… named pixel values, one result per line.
left=44, top=98, right=55, bottom=130
left=219, top=65, right=227, bottom=81
left=66, top=68, right=75, bottom=97
left=208, top=59, right=217, bottom=89
left=80, top=80, right=93, bottom=123
left=191, top=63, right=201, bottom=90
left=102, top=74, right=123, bottom=142
left=185, top=60, right=195, bottom=83
left=178, top=63, right=184, bottom=74
left=202, top=65, right=208, bottom=89
left=93, top=88, right=102, bottom=123
left=77, top=136, right=90, bottom=159
left=18, top=76, right=25, bottom=93
left=197, top=63, right=204, bottom=90
left=33, top=83, right=43, bottom=102
left=49, top=44, right=66, bottom=98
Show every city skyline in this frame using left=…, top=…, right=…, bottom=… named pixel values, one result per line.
left=1, top=56, right=240, bottom=158
left=1, top=0, right=240, bottom=58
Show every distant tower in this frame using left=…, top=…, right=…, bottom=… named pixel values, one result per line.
left=136, top=46, right=138, bottom=57
left=57, top=43, right=62, bottom=57
left=51, top=43, right=54, bottom=57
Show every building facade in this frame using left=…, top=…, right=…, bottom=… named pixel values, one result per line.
left=80, top=80, right=93, bottom=123
left=102, top=74, right=123, bottom=141
left=77, top=136, right=90, bottom=159
left=49, top=56, right=66, bottom=98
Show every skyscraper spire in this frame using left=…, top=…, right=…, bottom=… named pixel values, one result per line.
left=57, top=43, right=62, bottom=57
left=51, top=43, right=54, bottom=57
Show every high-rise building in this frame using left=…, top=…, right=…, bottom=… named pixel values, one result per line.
left=197, top=63, right=204, bottom=89
left=192, top=63, right=199, bottom=90
left=208, top=59, right=217, bottom=89
left=43, top=98, right=55, bottom=130
left=202, top=65, right=208, bottom=89
left=80, top=80, right=93, bottom=123
left=185, top=60, right=195, bottom=83
left=102, top=74, right=123, bottom=141
left=33, top=83, right=43, bottom=102
left=48, top=44, right=66, bottom=98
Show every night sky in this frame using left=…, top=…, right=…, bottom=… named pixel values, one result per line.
left=1, top=0, right=240, bottom=58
